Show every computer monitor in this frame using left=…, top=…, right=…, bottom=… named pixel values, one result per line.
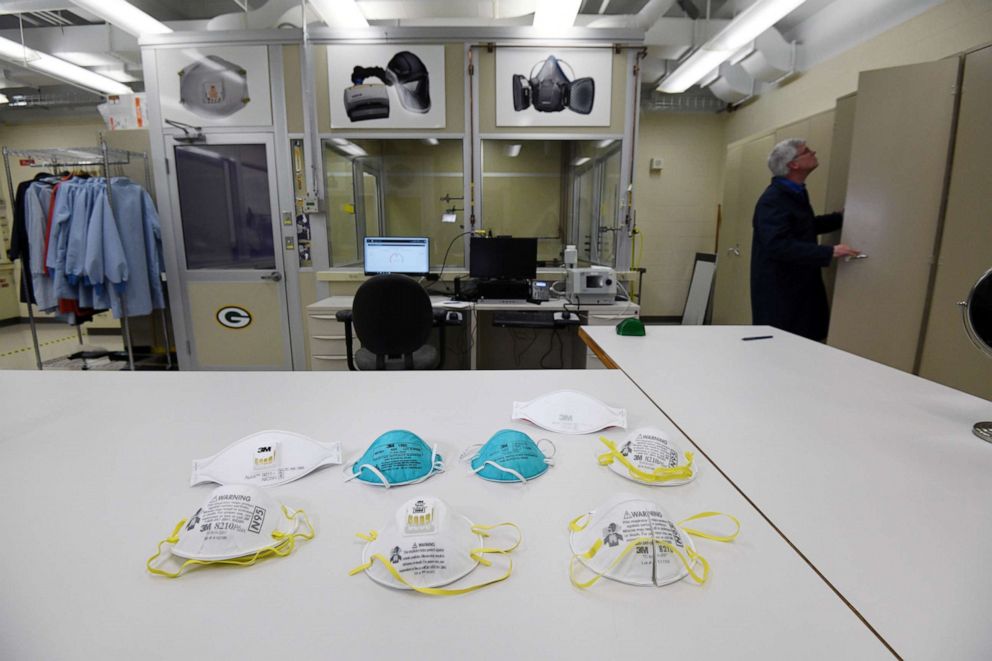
left=469, top=237, right=538, bottom=280
left=363, top=237, right=430, bottom=276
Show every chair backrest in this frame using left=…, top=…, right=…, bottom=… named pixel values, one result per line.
left=352, top=274, right=433, bottom=356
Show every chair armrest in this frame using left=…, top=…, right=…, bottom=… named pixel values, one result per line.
left=334, top=309, right=356, bottom=371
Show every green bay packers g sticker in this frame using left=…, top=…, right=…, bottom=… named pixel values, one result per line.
left=217, top=306, right=252, bottom=329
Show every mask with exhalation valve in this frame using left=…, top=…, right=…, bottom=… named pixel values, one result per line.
left=512, top=55, right=595, bottom=115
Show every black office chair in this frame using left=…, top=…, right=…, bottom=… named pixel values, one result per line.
left=335, top=274, right=450, bottom=370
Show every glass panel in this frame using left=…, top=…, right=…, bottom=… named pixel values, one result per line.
left=482, top=140, right=563, bottom=265
left=598, top=149, right=621, bottom=266
left=175, top=144, right=274, bottom=270
left=322, top=139, right=465, bottom=268
left=574, top=166, right=595, bottom=263
left=362, top=171, right=381, bottom=238
left=482, top=139, right=623, bottom=267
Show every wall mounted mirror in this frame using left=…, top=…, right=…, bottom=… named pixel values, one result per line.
left=959, top=266, right=992, bottom=442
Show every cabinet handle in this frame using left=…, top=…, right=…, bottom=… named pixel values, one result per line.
left=843, top=253, right=869, bottom=262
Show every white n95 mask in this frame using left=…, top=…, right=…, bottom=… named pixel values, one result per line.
left=147, top=484, right=313, bottom=578
left=597, top=427, right=695, bottom=486
left=512, top=389, right=627, bottom=434
left=350, top=496, right=521, bottom=596
left=568, top=493, right=739, bottom=589
left=190, top=430, right=342, bottom=487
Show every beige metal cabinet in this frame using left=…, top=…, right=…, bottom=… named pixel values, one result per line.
left=306, top=297, right=361, bottom=371
left=822, top=94, right=858, bottom=301
left=918, top=46, right=992, bottom=399
left=828, top=58, right=961, bottom=372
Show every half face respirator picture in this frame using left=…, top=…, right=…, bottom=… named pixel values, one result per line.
left=178, top=54, right=250, bottom=118
left=512, top=55, right=595, bottom=115
left=344, top=51, right=432, bottom=122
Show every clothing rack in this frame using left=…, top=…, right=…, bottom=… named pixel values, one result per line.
left=2, top=137, right=171, bottom=371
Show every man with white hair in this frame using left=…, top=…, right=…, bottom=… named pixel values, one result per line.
left=750, top=139, right=860, bottom=341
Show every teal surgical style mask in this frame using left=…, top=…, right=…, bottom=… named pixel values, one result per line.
left=346, top=430, right=444, bottom=488
left=461, top=429, right=556, bottom=483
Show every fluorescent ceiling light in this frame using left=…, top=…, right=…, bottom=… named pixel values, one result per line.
left=534, top=0, right=581, bottom=29
left=573, top=157, right=591, bottom=166
left=309, top=0, right=368, bottom=28
left=329, top=138, right=367, bottom=157
left=69, top=0, right=172, bottom=36
left=0, top=37, right=133, bottom=95
left=657, top=0, right=807, bottom=93
left=422, top=138, right=440, bottom=146
left=596, top=139, right=616, bottom=148
left=503, top=143, right=522, bottom=157
left=93, top=66, right=140, bottom=83
left=51, top=52, right=122, bottom=68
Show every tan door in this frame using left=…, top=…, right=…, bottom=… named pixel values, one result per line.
left=918, top=46, right=992, bottom=399
left=822, top=94, right=858, bottom=301
left=828, top=58, right=961, bottom=371
left=712, top=143, right=744, bottom=324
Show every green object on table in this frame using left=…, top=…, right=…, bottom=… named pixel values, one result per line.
left=616, top=318, right=645, bottom=336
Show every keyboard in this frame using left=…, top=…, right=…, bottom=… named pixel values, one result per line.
left=492, top=310, right=557, bottom=328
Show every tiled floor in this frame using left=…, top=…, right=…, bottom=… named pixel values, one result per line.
left=0, top=323, right=125, bottom=370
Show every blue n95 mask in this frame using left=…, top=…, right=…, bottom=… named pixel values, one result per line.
left=460, top=430, right=555, bottom=483
left=346, top=430, right=444, bottom=488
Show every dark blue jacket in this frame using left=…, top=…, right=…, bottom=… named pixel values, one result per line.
left=750, top=178, right=842, bottom=341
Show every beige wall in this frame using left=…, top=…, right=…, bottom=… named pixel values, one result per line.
left=633, top=112, right=725, bottom=317
left=726, top=0, right=992, bottom=144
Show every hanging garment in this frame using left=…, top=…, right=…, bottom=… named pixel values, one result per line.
left=24, top=181, right=59, bottom=311
left=7, top=172, right=53, bottom=304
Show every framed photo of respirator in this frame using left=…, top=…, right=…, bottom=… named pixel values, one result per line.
left=496, top=47, right=612, bottom=127
left=328, top=44, right=446, bottom=129
left=155, top=45, right=272, bottom=127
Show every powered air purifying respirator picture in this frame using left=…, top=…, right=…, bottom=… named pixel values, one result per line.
left=512, top=55, right=595, bottom=115
left=178, top=55, right=250, bottom=118
left=344, top=51, right=432, bottom=122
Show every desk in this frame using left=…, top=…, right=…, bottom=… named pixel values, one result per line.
left=307, top=296, right=638, bottom=370
left=580, top=325, right=992, bottom=658
left=0, top=370, right=886, bottom=659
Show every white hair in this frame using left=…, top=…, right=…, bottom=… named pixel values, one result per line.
left=767, top=139, right=805, bottom=177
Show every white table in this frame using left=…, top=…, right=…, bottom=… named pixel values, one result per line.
left=0, top=370, right=886, bottom=660
left=580, top=325, right=992, bottom=659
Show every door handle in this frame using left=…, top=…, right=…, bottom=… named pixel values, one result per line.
left=260, top=271, right=283, bottom=282
left=727, top=245, right=741, bottom=257
left=843, top=253, right=869, bottom=262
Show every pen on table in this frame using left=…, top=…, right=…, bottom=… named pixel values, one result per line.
left=742, top=335, right=773, bottom=341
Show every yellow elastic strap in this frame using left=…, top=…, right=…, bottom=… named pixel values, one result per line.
left=470, top=522, right=522, bottom=553
left=677, top=511, right=741, bottom=543
left=355, top=530, right=378, bottom=542
left=569, top=535, right=710, bottom=589
left=597, top=436, right=694, bottom=483
left=350, top=521, right=522, bottom=595
left=568, top=513, right=590, bottom=533
left=350, top=552, right=514, bottom=596
left=146, top=507, right=314, bottom=579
